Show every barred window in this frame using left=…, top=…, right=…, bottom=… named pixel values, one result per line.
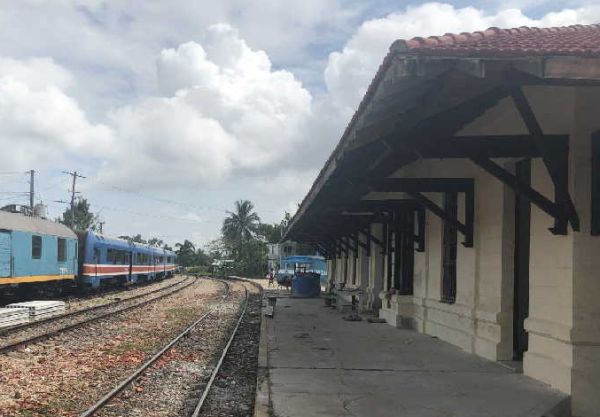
left=57, top=238, right=66, bottom=262
left=441, top=192, right=458, bottom=304
left=32, top=236, right=42, bottom=259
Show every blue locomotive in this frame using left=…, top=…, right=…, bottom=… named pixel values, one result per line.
left=0, top=210, right=78, bottom=289
left=0, top=210, right=177, bottom=292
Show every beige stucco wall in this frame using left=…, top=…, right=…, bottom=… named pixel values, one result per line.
left=368, top=85, right=600, bottom=416
left=376, top=158, right=514, bottom=359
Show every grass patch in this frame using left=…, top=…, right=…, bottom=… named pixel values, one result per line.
left=166, top=307, right=197, bottom=323
left=107, top=340, right=148, bottom=355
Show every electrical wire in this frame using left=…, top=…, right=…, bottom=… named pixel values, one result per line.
left=45, top=202, right=207, bottom=224
left=0, top=171, right=27, bottom=175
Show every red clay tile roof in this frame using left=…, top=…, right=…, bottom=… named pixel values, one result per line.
left=392, top=24, right=600, bottom=57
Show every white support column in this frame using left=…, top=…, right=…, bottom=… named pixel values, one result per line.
left=565, top=87, right=600, bottom=416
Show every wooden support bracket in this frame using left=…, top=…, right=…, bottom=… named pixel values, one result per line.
left=470, top=155, right=570, bottom=235
left=407, top=190, right=473, bottom=247
left=510, top=87, right=579, bottom=233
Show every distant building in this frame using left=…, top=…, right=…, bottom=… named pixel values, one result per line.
left=266, top=240, right=296, bottom=271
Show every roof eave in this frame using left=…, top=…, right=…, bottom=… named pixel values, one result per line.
left=284, top=52, right=600, bottom=242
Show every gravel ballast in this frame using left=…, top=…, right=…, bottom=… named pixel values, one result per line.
left=0, top=278, right=224, bottom=417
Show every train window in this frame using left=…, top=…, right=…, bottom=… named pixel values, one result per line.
left=107, top=249, right=116, bottom=264
left=94, top=248, right=101, bottom=261
left=57, top=238, right=66, bottom=262
left=32, top=236, right=42, bottom=259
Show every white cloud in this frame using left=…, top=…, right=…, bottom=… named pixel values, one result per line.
left=0, top=57, right=112, bottom=170
left=99, top=24, right=312, bottom=188
left=324, top=2, right=600, bottom=112
left=0, top=57, right=72, bottom=91
left=181, top=212, right=205, bottom=222
left=0, top=0, right=361, bottom=119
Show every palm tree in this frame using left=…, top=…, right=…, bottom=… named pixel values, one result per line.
left=175, top=240, right=197, bottom=266
left=222, top=200, right=260, bottom=245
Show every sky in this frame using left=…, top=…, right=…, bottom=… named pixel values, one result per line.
left=0, top=0, right=598, bottom=248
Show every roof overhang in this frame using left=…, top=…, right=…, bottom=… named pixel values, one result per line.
left=284, top=50, right=600, bottom=242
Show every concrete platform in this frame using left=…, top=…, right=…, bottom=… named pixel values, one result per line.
left=260, top=296, right=569, bottom=417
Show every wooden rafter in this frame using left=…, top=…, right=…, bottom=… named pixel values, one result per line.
left=510, top=86, right=579, bottom=233
left=370, top=178, right=474, bottom=247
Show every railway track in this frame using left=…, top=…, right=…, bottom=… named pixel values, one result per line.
left=0, top=275, right=190, bottom=336
left=77, top=278, right=257, bottom=417
left=0, top=275, right=197, bottom=354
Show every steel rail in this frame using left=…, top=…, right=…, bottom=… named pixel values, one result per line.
left=0, top=275, right=189, bottom=336
left=78, top=278, right=232, bottom=417
left=191, top=286, right=250, bottom=417
left=0, top=276, right=198, bottom=354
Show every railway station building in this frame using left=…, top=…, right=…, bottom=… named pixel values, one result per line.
left=284, top=24, right=600, bottom=416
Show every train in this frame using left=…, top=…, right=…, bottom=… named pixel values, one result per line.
left=0, top=209, right=177, bottom=293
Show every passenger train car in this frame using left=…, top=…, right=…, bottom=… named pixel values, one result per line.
left=0, top=210, right=177, bottom=292
left=0, top=210, right=78, bottom=289
left=78, top=231, right=177, bottom=289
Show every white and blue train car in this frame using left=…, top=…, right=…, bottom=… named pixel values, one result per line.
left=79, top=231, right=177, bottom=289
left=0, top=210, right=78, bottom=290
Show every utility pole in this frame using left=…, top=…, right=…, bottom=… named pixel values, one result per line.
left=98, top=221, right=105, bottom=234
left=62, top=171, right=86, bottom=228
left=29, top=170, right=35, bottom=214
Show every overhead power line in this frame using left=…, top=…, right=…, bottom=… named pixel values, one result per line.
left=94, top=180, right=229, bottom=213
left=0, top=171, right=28, bottom=175
left=45, top=201, right=207, bottom=225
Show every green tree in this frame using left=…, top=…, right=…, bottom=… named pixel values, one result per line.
left=60, top=198, right=98, bottom=231
left=118, top=234, right=147, bottom=244
left=257, top=222, right=283, bottom=243
left=132, top=234, right=146, bottom=243
left=206, top=239, right=227, bottom=260
left=222, top=200, right=260, bottom=245
left=233, top=239, right=267, bottom=276
left=195, top=247, right=211, bottom=266
left=175, top=240, right=196, bottom=267
left=148, top=237, right=164, bottom=247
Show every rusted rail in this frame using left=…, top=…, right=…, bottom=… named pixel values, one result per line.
left=77, top=277, right=234, bottom=417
